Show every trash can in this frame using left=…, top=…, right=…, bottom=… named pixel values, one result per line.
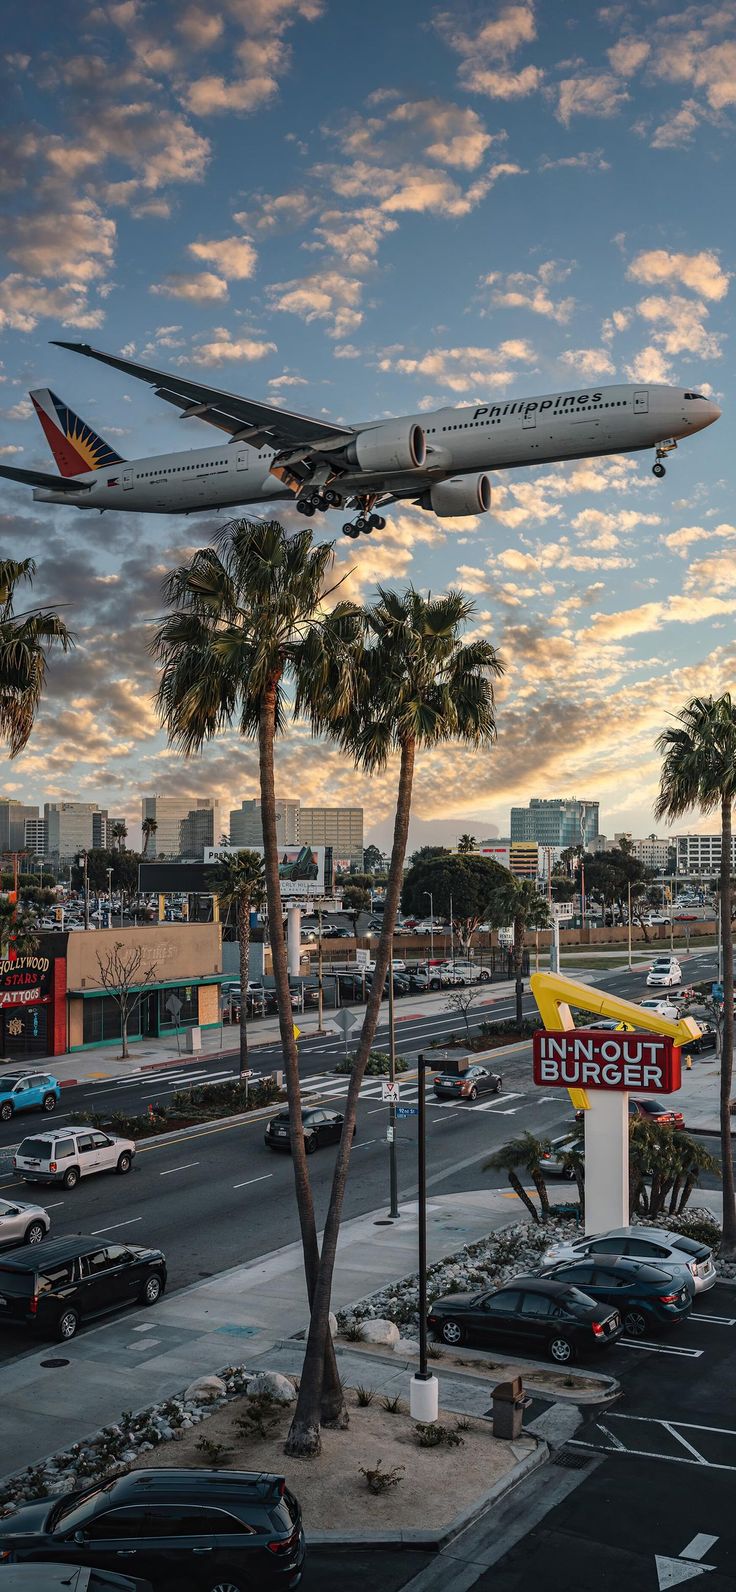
left=491, top=1376, right=526, bottom=1440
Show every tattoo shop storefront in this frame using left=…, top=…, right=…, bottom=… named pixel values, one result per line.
left=0, top=940, right=67, bottom=1061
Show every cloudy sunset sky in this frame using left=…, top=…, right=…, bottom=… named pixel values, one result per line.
left=0, top=0, right=734, bottom=848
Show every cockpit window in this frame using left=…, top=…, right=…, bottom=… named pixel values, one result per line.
left=684, top=392, right=706, bottom=400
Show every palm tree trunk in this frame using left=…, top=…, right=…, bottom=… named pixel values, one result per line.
left=237, top=894, right=249, bottom=1081
left=720, top=790, right=736, bottom=1253
left=678, top=1173, right=697, bottom=1212
left=514, top=912, right=524, bottom=1025
left=530, top=1165, right=551, bottom=1220
left=285, top=735, right=416, bottom=1458
left=508, top=1169, right=539, bottom=1221
left=258, top=684, right=345, bottom=1438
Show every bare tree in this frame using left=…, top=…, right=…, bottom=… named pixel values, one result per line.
left=96, top=941, right=160, bottom=1059
left=444, top=984, right=483, bottom=1044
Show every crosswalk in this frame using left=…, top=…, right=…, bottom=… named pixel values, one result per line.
left=297, top=1072, right=527, bottom=1111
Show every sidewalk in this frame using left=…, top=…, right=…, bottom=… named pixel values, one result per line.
left=0, top=1184, right=571, bottom=1480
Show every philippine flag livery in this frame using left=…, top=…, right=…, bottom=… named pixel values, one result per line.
left=30, top=389, right=125, bottom=477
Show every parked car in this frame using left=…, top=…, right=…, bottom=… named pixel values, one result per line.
left=540, top=1256, right=693, bottom=1335
left=638, top=996, right=680, bottom=1020
left=264, top=1106, right=353, bottom=1154
left=364, top=958, right=406, bottom=972
left=439, top=960, right=491, bottom=983
left=0, top=1195, right=50, bottom=1249
left=574, top=1099, right=685, bottom=1128
left=682, top=1020, right=717, bottom=1054
left=427, top=1275, right=623, bottom=1362
left=0, top=1073, right=61, bottom=1123
left=539, top=1134, right=582, bottom=1180
left=647, top=957, right=682, bottom=988
left=0, top=1469, right=304, bottom=1591
left=0, top=1567, right=153, bottom=1592
left=433, top=1065, right=503, bottom=1102
left=263, top=987, right=303, bottom=1015
left=540, top=1226, right=716, bottom=1293
left=327, top=925, right=353, bottom=938
left=0, top=1236, right=166, bottom=1341
left=14, top=1127, right=136, bottom=1189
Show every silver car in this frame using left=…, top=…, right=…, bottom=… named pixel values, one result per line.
left=541, top=1225, right=716, bottom=1294
left=13, top=1126, right=136, bottom=1190
left=0, top=1195, right=50, bottom=1248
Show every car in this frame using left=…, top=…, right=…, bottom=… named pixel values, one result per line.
left=264, top=1106, right=354, bottom=1154
left=539, top=1133, right=582, bottom=1179
left=439, top=960, right=491, bottom=983
left=14, top=1127, right=136, bottom=1189
left=638, top=996, right=680, bottom=1020
left=409, top=920, right=437, bottom=935
left=682, top=1020, right=717, bottom=1054
left=574, top=1098, right=685, bottom=1129
left=540, top=1226, right=716, bottom=1293
left=363, top=958, right=406, bottom=972
left=586, top=1018, right=635, bottom=1032
left=327, top=925, right=353, bottom=938
left=647, top=958, right=682, bottom=988
left=427, top=1275, right=623, bottom=1362
left=0, top=1468, right=304, bottom=1592
left=0, top=1566, right=154, bottom=1591
left=0, top=1236, right=166, bottom=1341
left=300, top=927, right=317, bottom=943
left=263, top=988, right=303, bottom=1015
left=645, top=914, right=672, bottom=926
left=0, top=1195, right=51, bottom=1249
left=0, top=1073, right=61, bottom=1123
left=540, top=1256, right=693, bottom=1336
left=433, top=1064, right=503, bottom=1102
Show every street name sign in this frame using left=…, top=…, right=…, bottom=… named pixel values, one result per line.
left=532, top=1029, right=681, bottom=1094
left=396, top=1105, right=418, bottom=1119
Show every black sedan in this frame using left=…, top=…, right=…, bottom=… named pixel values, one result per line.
left=541, top=1256, right=692, bottom=1336
left=427, top=1275, right=622, bottom=1363
left=433, top=1064, right=503, bottom=1102
left=0, top=1468, right=304, bottom=1592
left=264, top=1106, right=354, bottom=1154
left=682, top=1021, right=716, bottom=1055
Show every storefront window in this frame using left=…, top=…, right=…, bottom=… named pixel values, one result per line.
left=83, top=996, right=142, bottom=1046
left=158, top=984, right=197, bottom=1029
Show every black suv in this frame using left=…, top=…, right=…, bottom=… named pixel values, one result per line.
left=0, top=1468, right=305, bottom=1592
left=0, top=1236, right=166, bottom=1341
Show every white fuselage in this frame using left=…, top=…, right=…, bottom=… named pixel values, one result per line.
left=32, top=382, right=720, bottom=514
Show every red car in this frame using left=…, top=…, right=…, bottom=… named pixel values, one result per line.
left=575, top=1098, right=685, bottom=1129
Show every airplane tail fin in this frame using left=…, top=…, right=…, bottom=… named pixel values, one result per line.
left=29, top=389, right=125, bottom=477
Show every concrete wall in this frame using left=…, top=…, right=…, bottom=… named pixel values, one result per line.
left=65, top=922, right=222, bottom=990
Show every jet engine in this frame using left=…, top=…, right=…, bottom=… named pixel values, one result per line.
left=422, top=474, right=491, bottom=517
left=344, top=421, right=426, bottom=472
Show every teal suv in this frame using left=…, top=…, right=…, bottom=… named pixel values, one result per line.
left=0, top=1073, right=61, bottom=1122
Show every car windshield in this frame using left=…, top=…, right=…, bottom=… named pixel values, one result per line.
left=51, top=1480, right=119, bottom=1532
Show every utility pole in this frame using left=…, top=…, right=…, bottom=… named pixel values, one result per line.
left=579, top=806, right=587, bottom=932
left=449, top=891, right=454, bottom=972
left=316, top=902, right=325, bottom=1033
left=387, top=930, right=399, bottom=1219
left=424, top=891, right=434, bottom=960
left=107, top=866, right=113, bottom=929
left=409, top=1053, right=438, bottom=1422
left=627, top=879, right=632, bottom=972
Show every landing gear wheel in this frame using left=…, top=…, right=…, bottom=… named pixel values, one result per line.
left=324, top=488, right=341, bottom=507
left=297, top=498, right=315, bottom=516
left=652, top=461, right=666, bottom=478
left=342, top=523, right=360, bottom=539
left=354, top=515, right=368, bottom=534
left=370, top=514, right=386, bottom=530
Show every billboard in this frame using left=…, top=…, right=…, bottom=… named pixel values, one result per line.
left=532, top=1029, right=681, bottom=1094
left=204, top=844, right=327, bottom=899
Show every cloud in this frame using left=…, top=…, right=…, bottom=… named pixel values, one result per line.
left=436, top=3, right=537, bottom=62
left=3, top=199, right=115, bottom=283
left=484, top=262, right=575, bottom=323
left=187, top=234, right=257, bottom=280
left=237, top=191, right=317, bottom=233
left=662, top=523, right=736, bottom=556
left=265, top=270, right=364, bottom=337
left=539, top=148, right=610, bottom=170
left=307, top=208, right=398, bottom=272
left=583, top=593, right=736, bottom=643
left=624, top=346, right=673, bottom=384
left=377, top=341, right=536, bottom=393
left=635, top=293, right=723, bottom=359
left=608, top=37, right=650, bottom=75
left=0, top=275, right=105, bottom=333
left=186, top=328, right=278, bottom=364
left=627, top=248, right=730, bottom=302
left=559, top=348, right=616, bottom=379
left=150, top=272, right=229, bottom=301
left=462, top=65, right=542, bottom=98
left=184, top=70, right=280, bottom=115
left=176, top=6, right=225, bottom=47
left=650, top=99, right=704, bottom=148
left=43, top=107, right=211, bottom=196
left=556, top=73, right=629, bottom=124
left=386, top=100, right=494, bottom=170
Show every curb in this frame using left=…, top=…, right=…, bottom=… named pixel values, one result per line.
left=336, top=1342, right=620, bottom=1407
left=307, top=1440, right=549, bottom=1548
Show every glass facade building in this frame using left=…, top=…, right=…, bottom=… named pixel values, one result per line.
left=510, top=798, right=600, bottom=848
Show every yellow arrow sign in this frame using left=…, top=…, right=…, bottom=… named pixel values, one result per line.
left=293, top=1024, right=301, bottom=1042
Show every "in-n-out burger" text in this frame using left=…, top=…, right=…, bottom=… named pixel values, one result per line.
left=532, top=1030, right=681, bottom=1094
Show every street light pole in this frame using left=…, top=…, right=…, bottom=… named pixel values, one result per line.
left=449, top=891, right=454, bottom=972
left=317, top=902, right=325, bottom=1034
left=424, top=891, right=434, bottom=960
left=627, top=880, right=632, bottom=972
left=106, top=867, right=113, bottom=929
left=409, top=1053, right=438, bottom=1422
left=387, top=930, right=399, bottom=1219
left=83, top=851, right=90, bottom=931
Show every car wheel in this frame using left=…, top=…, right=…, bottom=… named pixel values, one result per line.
left=430, top=979, right=441, bottom=991
left=469, top=1087, right=478, bottom=1102
left=494, top=1076, right=503, bottom=1094
left=548, top=1335, right=575, bottom=1364
left=305, top=1134, right=317, bottom=1154
left=57, top=1307, right=79, bottom=1341
left=42, top=1093, right=57, bottom=1113
left=0, top=1101, right=13, bottom=1121
left=207, top=1570, right=249, bottom=1592
left=441, top=1317, right=465, bottom=1346
left=623, top=1308, right=649, bottom=1337
left=479, top=971, right=490, bottom=982
left=25, top=1222, right=46, bottom=1244
left=117, top=1152, right=132, bottom=1174
left=141, top=1272, right=163, bottom=1306
left=63, top=1167, right=80, bottom=1189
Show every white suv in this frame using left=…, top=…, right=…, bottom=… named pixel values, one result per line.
left=439, top=960, right=491, bottom=984
left=14, top=1126, right=136, bottom=1190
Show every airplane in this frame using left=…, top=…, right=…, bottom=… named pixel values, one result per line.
left=0, top=340, right=721, bottom=539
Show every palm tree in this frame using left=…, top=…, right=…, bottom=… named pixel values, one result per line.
left=0, top=899, right=40, bottom=958
left=457, top=832, right=477, bottom=853
left=484, top=1131, right=554, bottom=1222
left=0, top=558, right=74, bottom=757
left=289, top=587, right=503, bottom=1455
left=111, top=821, right=127, bottom=852
left=153, top=519, right=360, bottom=1430
left=141, top=817, right=158, bottom=857
left=655, top=693, right=736, bottom=1253
left=208, top=850, right=265, bottom=1077
left=486, top=875, right=550, bottom=1023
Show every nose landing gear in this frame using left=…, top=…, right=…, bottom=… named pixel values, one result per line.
left=652, top=438, right=678, bottom=478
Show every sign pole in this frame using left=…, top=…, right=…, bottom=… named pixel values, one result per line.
left=387, top=931, right=399, bottom=1219
left=410, top=1053, right=438, bottom=1420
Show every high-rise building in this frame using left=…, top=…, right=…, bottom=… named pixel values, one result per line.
left=229, top=798, right=300, bottom=849
left=614, top=833, right=673, bottom=871
left=45, top=801, right=105, bottom=861
left=675, top=834, right=736, bottom=874
left=299, top=807, right=363, bottom=871
left=0, top=799, right=39, bottom=854
left=23, top=818, right=47, bottom=855
left=180, top=806, right=218, bottom=858
left=510, top=798, right=600, bottom=849
left=141, top=795, right=220, bottom=858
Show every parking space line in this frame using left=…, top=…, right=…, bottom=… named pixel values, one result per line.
left=692, top=1312, right=736, bottom=1326
left=618, top=1338, right=704, bottom=1357
left=662, top=1421, right=709, bottom=1464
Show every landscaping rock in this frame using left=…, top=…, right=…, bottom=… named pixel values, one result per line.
left=360, top=1318, right=400, bottom=1346
left=246, top=1371, right=297, bottom=1405
left=394, top=1337, right=420, bottom=1355
left=183, top=1375, right=227, bottom=1403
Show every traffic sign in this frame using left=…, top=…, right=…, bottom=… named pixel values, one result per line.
left=293, top=1024, right=301, bottom=1041
left=332, top=1009, right=360, bottom=1037
left=396, top=1105, right=418, bottom=1119
left=386, top=1125, right=394, bottom=1142
left=355, top=948, right=371, bottom=968
left=712, top=982, right=724, bottom=1003
left=381, top=1079, right=401, bottom=1104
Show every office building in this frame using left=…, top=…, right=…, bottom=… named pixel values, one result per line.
left=614, top=833, right=673, bottom=871
left=510, top=798, right=600, bottom=849
left=509, top=842, right=539, bottom=880
left=0, top=799, right=39, bottom=854
left=180, top=806, right=218, bottom=858
left=44, top=802, right=109, bottom=861
left=23, top=818, right=47, bottom=855
left=675, top=833, right=736, bottom=874
left=229, top=797, right=363, bottom=870
left=141, top=795, right=220, bottom=858
left=229, top=798, right=300, bottom=849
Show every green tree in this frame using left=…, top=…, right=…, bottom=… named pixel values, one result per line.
left=485, top=875, right=549, bottom=1022
left=484, top=1131, right=553, bottom=1222
left=141, top=817, right=158, bottom=857
left=291, top=586, right=503, bottom=1454
left=401, top=852, right=508, bottom=951
left=153, top=518, right=359, bottom=1432
left=362, top=844, right=383, bottom=874
left=457, top=832, right=477, bottom=853
left=0, top=558, right=74, bottom=757
left=342, top=884, right=370, bottom=940
left=409, top=844, right=449, bottom=865
left=0, top=899, right=40, bottom=958
left=655, top=693, right=736, bottom=1253
left=208, top=850, right=265, bottom=1077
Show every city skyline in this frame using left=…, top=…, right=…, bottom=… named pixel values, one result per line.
left=0, top=1, right=733, bottom=846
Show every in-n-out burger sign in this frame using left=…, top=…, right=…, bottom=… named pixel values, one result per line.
left=532, top=1030, right=681, bottom=1095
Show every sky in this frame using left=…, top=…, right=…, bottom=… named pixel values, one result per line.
left=0, top=0, right=734, bottom=852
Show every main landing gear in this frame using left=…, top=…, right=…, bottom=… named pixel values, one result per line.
left=652, top=438, right=678, bottom=478
left=342, top=513, right=386, bottom=538
left=296, top=487, right=343, bottom=516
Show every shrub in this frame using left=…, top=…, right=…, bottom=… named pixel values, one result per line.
left=360, top=1461, right=404, bottom=1495
left=414, top=1422, right=464, bottom=1448
left=235, top=1394, right=280, bottom=1441
left=381, top=1393, right=406, bottom=1414
left=335, top=1049, right=409, bottom=1076
left=342, top=1320, right=364, bottom=1342
left=355, top=1385, right=375, bottom=1407
left=195, top=1437, right=232, bottom=1467
left=662, top=1212, right=722, bottom=1249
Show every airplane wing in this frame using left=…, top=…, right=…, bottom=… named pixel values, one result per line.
left=0, top=462, right=91, bottom=493
left=52, top=341, right=355, bottom=455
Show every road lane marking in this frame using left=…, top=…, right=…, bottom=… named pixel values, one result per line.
left=681, top=1534, right=720, bottom=1561
left=232, top=1174, right=273, bottom=1190
left=159, top=1162, right=200, bottom=1176
left=91, top=1217, right=143, bottom=1234
left=45, top=1201, right=65, bottom=1208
